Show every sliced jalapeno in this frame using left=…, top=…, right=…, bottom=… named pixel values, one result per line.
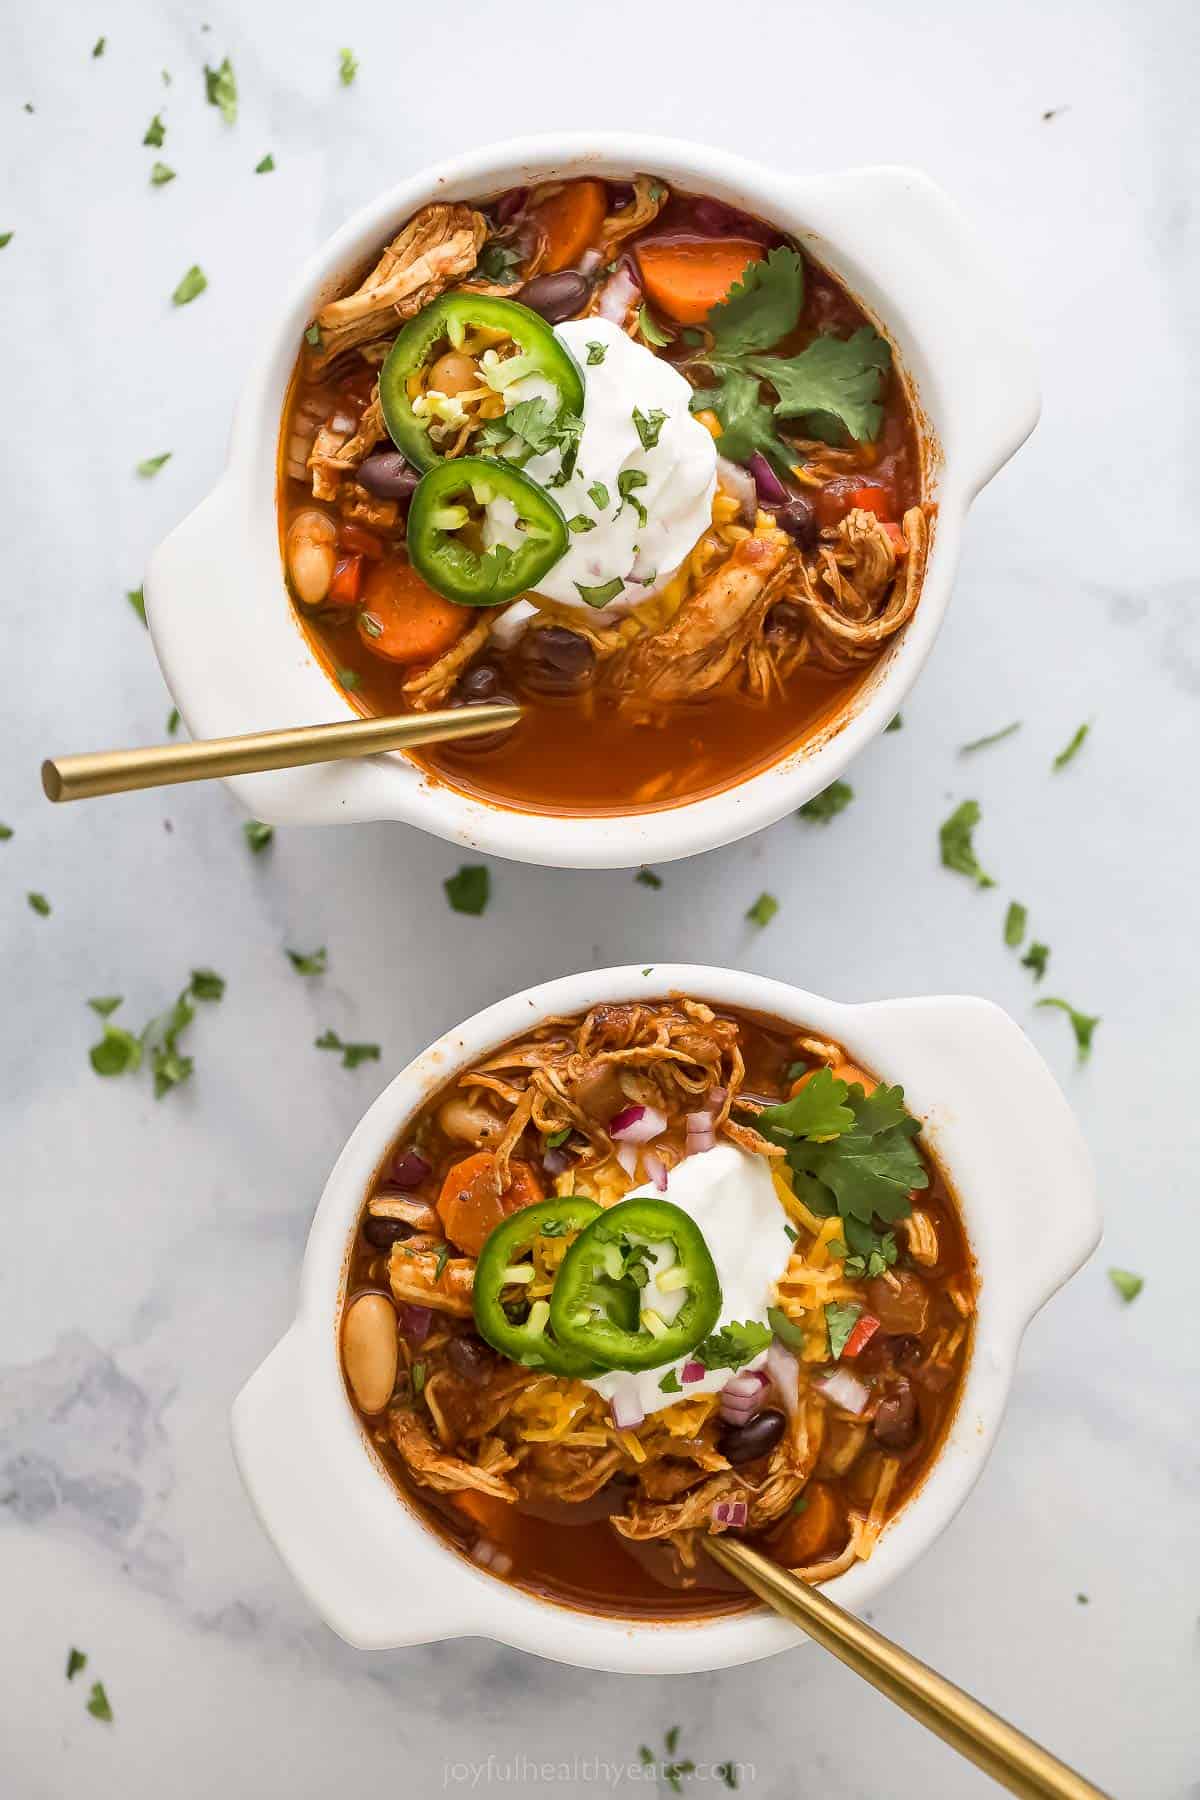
left=407, top=456, right=568, bottom=606
left=379, top=294, right=585, bottom=471
left=473, top=1196, right=605, bottom=1376
left=548, top=1198, right=722, bottom=1372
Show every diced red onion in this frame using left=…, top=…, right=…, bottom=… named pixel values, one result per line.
left=749, top=451, right=788, bottom=507
left=331, top=409, right=357, bottom=435
left=610, top=1379, right=645, bottom=1431
left=711, top=1499, right=748, bottom=1528
left=596, top=262, right=640, bottom=322
left=471, top=1536, right=511, bottom=1574
left=610, top=1103, right=667, bottom=1143
left=681, top=1360, right=705, bottom=1385
left=707, top=1086, right=728, bottom=1107
left=815, top=1367, right=870, bottom=1415
left=395, top=1304, right=432, bottom=1343
left=390, top=1150, right=431, bottom=1189
left=686, top=1110, right=715, bottom=1133
left=643, top=1150, right=669, bottom=1194
left=766, top=1339, right=800, bottom=1416
left=725, top=1369, right=769, bottom=1398
left=719, top=1368, right=768, bottom=1425
left=685, top=1128, right=716, bottom=1156
left=491, top=1548, right=513, bottom=1577
left=716, top=454, right=757, bottom=523
left=542, top=1145, right=572, bottom=1176
left=616, top=1142, right=639, bottom=1178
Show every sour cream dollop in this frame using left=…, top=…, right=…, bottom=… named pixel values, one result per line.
left=582, top=1143, right=792, bottom=1420
left=482, top=317, right=717, bottom=616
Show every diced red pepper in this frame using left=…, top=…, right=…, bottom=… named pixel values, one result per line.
left=812, top=477, right=896, bottom=531
left=339, top=524, right=384, bottom=560
left=842, top=1313, right=881, bottom=1359
left=327, top=552, right=364, bottom=606
left=880, top=521, right=908, bottom=556
left=847, top=484, right=895, bottom=522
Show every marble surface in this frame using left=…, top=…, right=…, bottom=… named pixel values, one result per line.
left=2, top=0, right=1197, bottom=1794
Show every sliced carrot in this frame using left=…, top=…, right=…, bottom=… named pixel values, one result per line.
left=635, top=238, right=764, bottom=326
left=535, top=179, right=608, bottom=273
left=452, top=1489, right=520, bottom=1547
left=768, top=1483, right=843, bottom=1565
left=356, top=559, right=468, bottom=664
left=436, top=1152, right=544, bottom=1259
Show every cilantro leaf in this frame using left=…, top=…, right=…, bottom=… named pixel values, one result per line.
left=637, top=305, right=673, bottom=346
left=632, top=406, right=666, bottom=451
left=798, top=780, right=853, bottom=824
left=586, top=340, right=607, bottom=364
left=86, top=1682, right=113, bottom=1723
left=575, top=578, right=624, bottom=608
left=87, top=996, right=123, bottom=1017
left=707, top=247, right=805, bottom=356
left=0, top=233, right=12, bottom=249
left=617, top=467, right=648, bottom=526
left=305, top=323, right=322, bottom=348
left=658, top=1369, right=682, bottom=1393
left=90, top=1026, right=142, bottom=1077
left=693, top=1319, right=772, bottom=1371
left=243, top=819, right=273, bottom=854
left=566, top=514, right=595, bottom=533
left=839, top=1215, right=898, bottom=1279
left=761, top=1079, right=926, bottom=1226
left=587, top=480, right=610, bottom=510
left=315, top=1028, right=380, bottom=1069
left=338, top=48, right=358, bottom=86
left=255, top=153, right=275, bottom=174
left=746, top=891, right=778, bottom=928
left=203, top=57, right=237, bottom=124
left=746, top=326, right=891, bottom=444
left=27, top=891, right=50, bottom=916
left=1005, top=901, right=1027, bottom=947
left=635, top=868, right=662, bottom=889
left=886, top=713, right=903, bottom=732
left=939, top=800, right=995, bottom=888
left=143, top=113, right=165, bottom=147
left=1036, top=997, right=1100, bottom=1061
left=825, top=1301, right=862, bottom=1360
left=287, top=946, right=327, bottom=976
left=1108, top=1267, right=1143, bottom=1304
left=188, top=967, right=225, bottom=1001
left=92, top=38, right=105, bottom=57
left=960, top=721, right=1021, bottom=755
left=0, top=823, right=12, bottom=839
left=167, top=707, right=180, bottom=735
left=172, top=265, right=207, bottom=306
left=336, top=667, right=360, bottom=691
left=444, top=864, right=490, bottom=915
left=66, top=1648, right=87, bottom=1679
left=1022, top=941, right=1050, bottom=981
left=766, top=1305, right=807, bottom=1350
left=690, top=368, right=792, bottom=473
left=478, top=241, right=521, bottom=282
left=757, top=1067, right=855, bottom=1141
left=1053, top=721, right=1090, bottom=771
left=149, top=162, right=175, bottom=187
left=136, top=451, right=171, bottom=477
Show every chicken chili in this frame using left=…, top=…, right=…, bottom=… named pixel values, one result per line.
left=281, top=178, right=926, bottom=814
left=340, top=997, right=974, bottom=1619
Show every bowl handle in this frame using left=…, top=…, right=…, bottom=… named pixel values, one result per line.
left=231, top=1329, right=477, bottom=1649
left=852, top=996, right=1099, bottom=1320
left=800, top=165, right=1041, bottom=498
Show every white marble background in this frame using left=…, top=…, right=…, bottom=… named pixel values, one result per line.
left=2, top=0, right=1197, bottom=1794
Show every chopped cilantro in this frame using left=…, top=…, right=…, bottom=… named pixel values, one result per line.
left=790, top=1497, right=809, bottom=1515
left=692, top=1320, right=772, bottom=1371
left=243, top=819, right=273, bottom=854
left=136, top=451, right=171, bottom=477
left=444, top=864, right=490, bottom=915
left=587, top=480, right=610, bottom=510
left=305, top=323, right=322, bottom=348
left=143, top=113, right=165, bottom=147
left=939, top=800, right=995, bottom=888
left=87, top=996, right=123, bottom=1017
left=1022, top=941, right=1050, bottom=980
left=92, top=38, right=105, bottom=57
left=336, top=666, right=360, bottom=691
left=1004, top=901, right=1027, bottom=947
left=411, top=1358, right=427, bottom=1395
left=189, top=967, right=225, bottom=1001
left=680, top=328, right=704, bottom=346
left=574, top=577, right=624, bottom=608
left=690, top=367, right=791, bottom=473
left=758, top=1077, right=926, bottom=1227
left=632, top=406, right=666, bottom=450
left=586, top=340, right=607, bottom=365
left=359, top=611, right=383, bottom=639
left=0, top=233, right=11, bottom=249
left=86, top=1682, right=112, bottom=1723
left=617, top=467, right=648, bottom=526
left=315, top=1029, right=380, bottom=1069
left=839, top=1216, right=897, bottom=1279
left=746, top=891, right=778, bottom=928
left=1108, top=1267, right=1143, bottom=1304
left=286, top=946, right=327, bottom=975
left=746, top=327, right=891, bottom=445
left=637, top=305, right=673, bottom=346
left=544, top=1126, right=571, bottom=1149
left=478, top=242, right=521, bottom=282
left=255, top=153, right=275, bottom=173
left=658, top=1369, right=682, bottom=1393
left=766, top=1306, right=806, bottom=1350
left=172, top=265, right=207, bottom=306
left=203, top=57, right=237, bottom=123
left=338, top=47, right=358, bottom=85
left=88, top=994, right=142, bottom=1078
left=67, top=1647, right=88, bottom=1678
left=798, top=779, right=853, bottom=824
left=432, top=1243, right=450, bottom=1281
left=886, top=713, right=903, bottom=732
left=566, top=514, right=595, bottom=533
left=635, top=868, right=662, bottom=889
left=825, top=1301, right=862, bottom=1360
left=639, top=1747, right=654, bottom=1767
left=1053, top=721, right=1090, bottom=771
left=149, top=162, right=175, bottom=187
left=665, top=1726, right=680, bottom=1755
left=166, top=707, right=180, bottom=735
left=1036, top=997, right=1100, bottom=1061
left=960, top=721, right=1021, bottom=755
left=27, top=891, right=50, bottom=916
left=708, top=247, right=805, bottom=356
left=783, top=1223, right=798, bottom=1243
left=0, top=823, right=12, bottom=839
left=1076, top=1593, right=1089, bottom=1605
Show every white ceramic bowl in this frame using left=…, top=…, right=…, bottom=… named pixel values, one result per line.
left=146, top=135, right=1038, bottom=870
left=232, top=964, right=1096, bottom=1674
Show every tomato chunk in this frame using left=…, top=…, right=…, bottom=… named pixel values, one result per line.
left=327, top=553, right=363, bottom=606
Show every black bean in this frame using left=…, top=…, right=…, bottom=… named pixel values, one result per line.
left=516, top=271, right=591, bottom=324
left=719, top=1407, right=786, bottom=1466
left=460, top=663, right=502, bottom=701
left=764, top=600, right=807, bottom=640
left=873, top=1380, right=919, bottom=1451
left=516, top=626, right=596, bottom=694
left=449, top=690, right=519, bottom=754
left=771, top=497, right=818, bottom=550
left=357, top=449, right=420, bottom=500
left=446, top=1333, right=496, bottom=1385
left=362, top=1215, right=416, bottom=1250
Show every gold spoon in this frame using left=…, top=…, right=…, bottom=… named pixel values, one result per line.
left=705, top=1537, right=1111, bottom=1800
left=41, top=704, right=521, bottom=803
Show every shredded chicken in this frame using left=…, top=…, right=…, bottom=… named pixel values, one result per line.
left=599, top=175, right=667, bottom=256
left=307, top=391, right=386, bottom=499
left=402, top=614, right=493, bottom=708
left=387, top=1410, right=516, bottom=1501
left=782, top=506, right=929, bottom=674
left=308, top=204, right=487, bottom=373
left=388, top=1243, right=474, bottom=1317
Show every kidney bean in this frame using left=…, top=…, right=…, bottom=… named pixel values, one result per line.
left=357, top=450, right=420, bottom=500
left=719, top=1407, right=786, bottom=1466
left=516, top=271, right=591, bottom=323
left=446, top=1334, right=496, bottom=1385
left=873, top=1380, right=919, bottom=1451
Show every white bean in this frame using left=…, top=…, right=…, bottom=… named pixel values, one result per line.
left=342, top=1292, right=399, bottom=1413
left=287, top=510, right=338, bottom=606
left=438, top=1094, right=505, bottom=1146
